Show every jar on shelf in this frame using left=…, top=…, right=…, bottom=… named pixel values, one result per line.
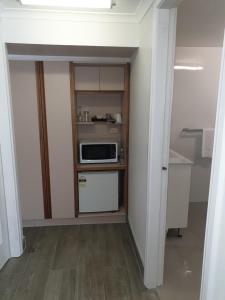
left=83, top=110, right=90, bottom=122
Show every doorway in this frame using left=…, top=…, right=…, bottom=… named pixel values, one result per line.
left=158, top=2, right=224, bottom=297
left=144, top=0, right=225, bottom=299
left=0, top=44, right=160, bottom=300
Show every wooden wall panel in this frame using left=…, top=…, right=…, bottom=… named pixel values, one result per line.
left=70, top=62, right=79, bottom=217
left=35, top=61, right=52, bottom=219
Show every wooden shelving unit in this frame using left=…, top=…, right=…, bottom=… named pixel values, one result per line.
left=69, top=63, right=130, bottom=218
left=75, top=90, right=124, bottom=95
left=77, top=163, right=127, bottom=172
left=76, top=122, right=124, bottom=126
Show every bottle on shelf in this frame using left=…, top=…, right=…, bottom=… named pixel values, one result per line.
left=119, top=146, right=124, bottom=162
left=77, top=106, right=83, bottom=122
left=83, top=110, right=90, bottom=122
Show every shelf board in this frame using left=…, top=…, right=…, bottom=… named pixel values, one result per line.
left=76, top=121, right=123, bottom=126
left=77, top=162, right=127, bottom=172
left=75, top=90, right=124, bottom=95
left=78, top=206, right=126, bottom=218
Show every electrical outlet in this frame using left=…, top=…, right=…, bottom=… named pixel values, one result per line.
left=110, top=127, right=119, bottom=134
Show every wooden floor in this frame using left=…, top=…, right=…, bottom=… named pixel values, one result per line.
left=0, top=224, right=159, bottom=300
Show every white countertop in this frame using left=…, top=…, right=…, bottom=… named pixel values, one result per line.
left=169, top=150, right=193, bottom=165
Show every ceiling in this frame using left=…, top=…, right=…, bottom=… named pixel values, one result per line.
left=176, top=0, right=225, bottom=47
left=1, top=0, right=143, bottom=14
left=4, top=0, right=225, bottom=47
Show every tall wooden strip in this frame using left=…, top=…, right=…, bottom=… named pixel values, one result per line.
left=69, top=62, right=79, bottom=217
left=123, top=63, right=130, bottom=213
left=35, top=61, right=52, bottom=219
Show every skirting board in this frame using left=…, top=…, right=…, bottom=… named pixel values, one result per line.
left=127, top=221, right=144, bottom=275
left=23, top=214, right=126, bottom=227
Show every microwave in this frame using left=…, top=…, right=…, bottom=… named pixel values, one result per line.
left=79, top=142, right=118, bottom=164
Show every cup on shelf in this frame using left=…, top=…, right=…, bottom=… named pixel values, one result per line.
left=114, top=113, right=122, bottom=124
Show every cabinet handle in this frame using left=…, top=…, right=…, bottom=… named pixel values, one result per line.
left=162, top=166, right=168, bottom=171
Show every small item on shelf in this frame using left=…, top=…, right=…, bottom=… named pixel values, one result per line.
left=91, top=113, right=116, bottom=123
left=106, top=113, right=116, bottom=123
left=114, top=113, right=122, bottom=124
left=77, top=106, right=83, bottom=122
left=83, top=110, right=90, bottom=122
left=91, top=115, right=107, bottom=122
left=119, top=146, right=124, bottom=162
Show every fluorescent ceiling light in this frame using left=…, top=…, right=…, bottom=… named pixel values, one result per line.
left=20, top=0, right=113, bottom=9
left=174, top=65, right=204, bottom=71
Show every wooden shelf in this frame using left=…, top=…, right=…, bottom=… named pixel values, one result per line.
left=70, top=63, right=130, bottom=217
left=77, top=162, right=127, bottom=172
left=78, top=206, right=126, bottom=218
left=76, top=121, right=123, bottom=126
left=75, top=90, right=124, bottom=95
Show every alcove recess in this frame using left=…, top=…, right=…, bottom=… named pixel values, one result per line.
left=69, top=63, right=130, bottom=217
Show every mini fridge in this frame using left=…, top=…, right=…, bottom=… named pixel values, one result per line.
left=78, top=171, right=119, bottom=213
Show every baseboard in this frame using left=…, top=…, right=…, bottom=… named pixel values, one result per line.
left=127, top=221, right=144, bottom=275
left=23, top=214, right=126, bottom=227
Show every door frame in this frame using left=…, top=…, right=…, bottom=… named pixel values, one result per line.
left=200, top=32, right=225, bottom=300
left=144, top=1, right=225, bottom=300
left=0, top=145, right=10, bottom=269
left=144, top=0, right=178, bottom=288
left=0, top=31, right=23, bottom=258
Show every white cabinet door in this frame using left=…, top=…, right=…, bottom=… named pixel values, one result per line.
left=166, top=164, right=192, bottom=229
left=100, top=66, right=124, bottom=90
left=44, top=62, right=75, bottom=219
left=75, top=66, right=99, bottom=90
left=0, top=148, right=10, bottom=270
left=9, top=61, right=44, bottom=220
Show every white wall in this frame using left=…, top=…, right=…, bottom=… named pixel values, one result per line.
left=170, top=47, right=222, bottom=202
left=2, top=13, right=138, bottom=48
left=128, top=7, right=153, bottom=263
left=9, top=61, right=44, bottom=220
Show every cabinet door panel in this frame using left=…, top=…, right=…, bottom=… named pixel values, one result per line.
left=100, top=66, right=124, bottom=90
left=75, top=66, right=99, bottom=90
left=9, top=61, right=44, bottom=220
left=44, top=62, right=75, bottom=219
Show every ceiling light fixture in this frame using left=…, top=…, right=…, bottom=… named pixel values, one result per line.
left=20, top=0, right=113, bottom=9
left=174, top=65, right=204, bottom=71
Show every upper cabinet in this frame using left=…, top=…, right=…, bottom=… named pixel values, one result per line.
left=74, top=65, right=125, bottom=91
left=75, top=66, right=99, bottom=90
left=100, top=66, right=124, bottom=91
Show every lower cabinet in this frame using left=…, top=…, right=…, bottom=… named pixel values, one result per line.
left=166, top=150, right=193, bottom=229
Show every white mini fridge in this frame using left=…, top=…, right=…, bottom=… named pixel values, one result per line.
left=78, top=171, right=119, bottom=213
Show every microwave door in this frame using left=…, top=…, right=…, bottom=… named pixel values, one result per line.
left=80, top=143, right=118, bottom=164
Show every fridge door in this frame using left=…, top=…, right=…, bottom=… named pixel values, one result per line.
left=78, top=171, right=119, bottom=213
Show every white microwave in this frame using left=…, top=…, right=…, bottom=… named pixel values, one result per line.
left=79, top=142, right=118, bottom=164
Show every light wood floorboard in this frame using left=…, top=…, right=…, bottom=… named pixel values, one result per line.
left=0, top=224, right=159, bottom=300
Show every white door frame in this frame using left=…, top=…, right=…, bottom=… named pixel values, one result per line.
left=0, top=145, right=10, bottom=269
left=200, top=31, right=225, bottom=300
left=144, top=1, right=225, bottom=300
left=144, top=0, right=178, bottom=288
left=0, top=27, right=23, bottom=258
